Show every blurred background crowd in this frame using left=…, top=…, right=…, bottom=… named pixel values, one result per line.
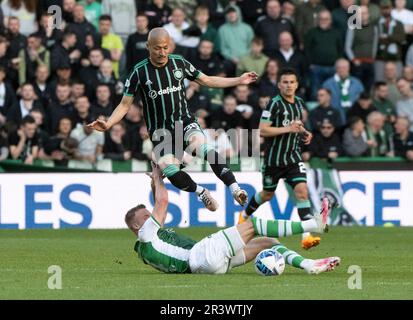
left=0, top=0, right=412, bottom=169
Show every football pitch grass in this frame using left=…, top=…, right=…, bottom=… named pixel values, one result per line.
left=1, top=226, right=412, bottom=300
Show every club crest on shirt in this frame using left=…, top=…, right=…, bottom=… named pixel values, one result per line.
left=173, top=68, right=183, bottom=81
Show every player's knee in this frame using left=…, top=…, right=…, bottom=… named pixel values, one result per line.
left=294, top=184, right=308, bottom=200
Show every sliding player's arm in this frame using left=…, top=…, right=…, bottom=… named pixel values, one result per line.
left=150, top=163, right=168, bottom=227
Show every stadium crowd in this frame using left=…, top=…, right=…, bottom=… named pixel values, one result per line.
left=0, top=0, right=413, bottom=168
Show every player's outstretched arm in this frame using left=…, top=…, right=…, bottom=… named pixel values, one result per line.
left=195, top=72, right=258, bottom=88
left=149, top=162, right=168, bottom=226
left=87, top=95, right=134, bottom=132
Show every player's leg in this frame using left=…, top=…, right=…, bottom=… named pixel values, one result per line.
left=157, top=154, right=218, bottom=211
left=285, top=162, right=321, bottom=250
left=272, top=244, right=340, bottom=274
left=238, top=165, right=282, bottom=224
left=235, top=204, right=330, bottom=245
left=186, top=127, right=248, bottom=205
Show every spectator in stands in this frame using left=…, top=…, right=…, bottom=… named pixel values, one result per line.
left=303, top=119, right=343, bottom=161
left=186, top=81, right=210, bottom=116
left=345, top=5, right=378, bottom=92
left=98, top=15, right=123, bottom=79
left=198, top=0, right=226, bottom=28
left=375, top=0, right=405, bottom=81
left=79, top=48, right=105, bottom=98
left=218, top=5, right=254, bottom=77
left=322, top=58, right=364, bottom=124
left=210, top=94, right=244, bottom=132
left=365, top=111, right=391, bottom=156
left=200, top=116, right=235, bottom=159
left=0, top=36, right=13, bottom=77
left=55, top=116, right=73, bottom=139
left=384, top=61, right=404, bottom=106
left=403, top=66, right=413, bottom=83
left=70, top=115, right=104, bottom=164
left=5, top=17, right=26, bottom=87
left=8, top=114, right=38, bottom=164
left=50, top=31, right=80, bottom=74
left=17, top=33, right=50, bottom=86
left=131, top=123, right=152, bottom=161
left=0, top=125, right=9, bottom=160
left=66, top=4, right=97, bottom=53
left=29, top=107, right=49, bottom=148
left=360, top=0, right=380, bottom=25
left=73, top=96, right=93, bottom=128
left=6, top=82, right=43, bottom=126
left=91, top=83, right=113, bottom=118
left=164, top=7, right=198, bottom=51
left=49, top=65, right=72, bottom=95
left=40, top=135, right=78, bottom=166
left=281, top=1, right=296, bottom=23
left=332, top=0, right=355, bottom=42
left=81, top=0, right=102, bottom=30
left=396, top=77, right=413, bottom=131
left=0, top=65, right=17, bottom=125
left=234, top=84, right=257, bottom=111
left=372, top=81, right=397, bottom=135
left=103, top=121, right=131, bottom=161
left=257, top=58, right=280, bottom=97
left=101, top=0, right=136, bottom=42
left=406, top=42, right=413, bottom=67
left=309, top=88, right=343, bottom=132
left=255, top=0, right=296, bottom=58
left=391, top=116, right=413, bottom=160
left=70, top=81, right=86, bottom=103
left=273, top=31, right=307, bottom=92
left=47, top=83, right=75, bottom=134
left=37, top=12, right=63, bottom=51
left=237, top=0, right=266, bottom=27
left=347, top=92, right=377, bottom=125
left=31, top=65, right=51, bottom=108
left=143, top=0, right=172, bottom=30
left=1, top=0, right=37, bottom=36
left=194, top=5, right=219, bottom=53
left=191, top=40, right=223, bottom=76
left=305, top=9, right=343, bottom=100
left=236, top=37, right=268, bottom=78
left=342, top=116, right=372, bottom=156
left=391, top=0, right=413, bottom=36
left=295, top=0, right=325, bottom=49
left=125, top=14, right=149, bottom=72
left=62, top=0, right=76, bottom=24
left=97, top=59, right=123, bottom=98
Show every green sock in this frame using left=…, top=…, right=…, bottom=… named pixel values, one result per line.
left=251, top=217, right=305, bottom=238
left=273, top=244, right=307, bottom=269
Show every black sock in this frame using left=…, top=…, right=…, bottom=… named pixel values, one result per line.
left=205, top=150, right=236, bottom=186
left=168, top=171, right=197, bottom=192
left=298, top=207, right=312, bottom=220
left=245, top=193, right=263, bottom=216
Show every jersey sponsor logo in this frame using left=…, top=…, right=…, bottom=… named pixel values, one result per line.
left=148, top=85, right=183, bottom=99
left=173, top=68, right=183, bottom=81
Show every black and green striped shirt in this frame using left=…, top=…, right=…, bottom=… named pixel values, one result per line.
left=123, top=54, right=203, bottom=135
left=260, top=94, right=306, bottom=167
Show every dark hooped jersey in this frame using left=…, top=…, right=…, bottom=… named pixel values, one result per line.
left=260, top=94, right=306, bottom=167
left=123, top=54, right=203, bottom=135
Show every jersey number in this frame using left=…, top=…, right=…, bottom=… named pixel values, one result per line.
left=298, top=162, right=306, bottom=173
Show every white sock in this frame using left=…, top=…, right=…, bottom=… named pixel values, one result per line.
left=301, top=219, right=318, bottom=233
left=300, top=259, right=314, bottom=272
left=196, top=186, right=205, bottom=196
left=229, top=183, right=240, bottom=194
